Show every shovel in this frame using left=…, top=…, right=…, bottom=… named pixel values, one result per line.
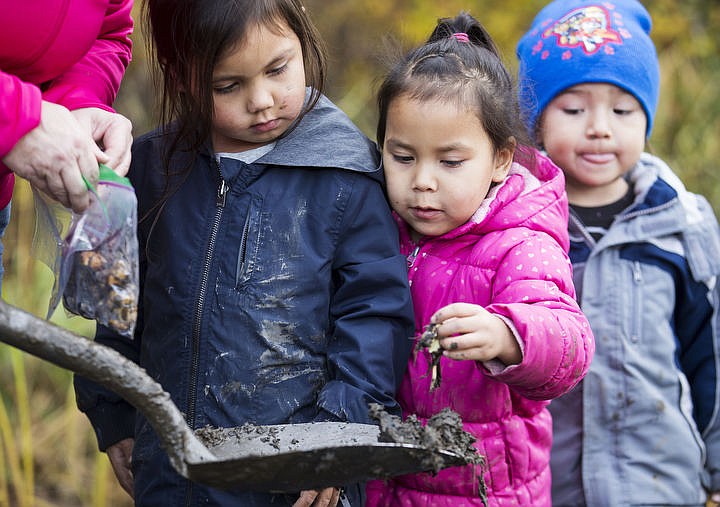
left=0, top=300, right=468, bottom=492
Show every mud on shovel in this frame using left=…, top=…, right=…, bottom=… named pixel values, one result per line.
left=0, top=301, right=469, bottom=492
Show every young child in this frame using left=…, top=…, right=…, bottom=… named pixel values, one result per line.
left=366, top=12, right=595, bottom=507
left=517, top=1, right=720, bottom=505
left=73, top=0, right=416, bottom=505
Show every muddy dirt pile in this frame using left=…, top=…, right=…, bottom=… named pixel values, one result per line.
left=368, top=403, right=484, bottom=471
left=369, top=403, right=487, bottom=503
left=193, top=406, right=486, bottom=499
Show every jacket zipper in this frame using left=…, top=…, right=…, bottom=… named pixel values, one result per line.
left=185, top=173, right=228, bottom=505
left=187, top=175, right=228, bottom=426
left=407, top=245, right=420, bottom=268
left=186, top=177, right=229, bottom=428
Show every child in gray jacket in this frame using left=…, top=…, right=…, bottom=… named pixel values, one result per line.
left=517, top=0, right=720, bottom=505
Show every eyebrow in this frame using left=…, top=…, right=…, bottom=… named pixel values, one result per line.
left=385, top=139, right=470, bottom=153
left=213, top=49, right=293, bottom=82
left=384, top=139, right=412, bottom=150
left=437, top=143, right=470, bottom=153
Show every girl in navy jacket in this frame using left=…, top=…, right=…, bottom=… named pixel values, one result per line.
left=74, top=1, right=415, bottom=505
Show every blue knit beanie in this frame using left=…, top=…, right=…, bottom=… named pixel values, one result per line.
left=516, top=0, right=660, bottom=136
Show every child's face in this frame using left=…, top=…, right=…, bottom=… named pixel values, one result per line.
left=383, top=95, right=513, bottom=242
left=539, top=83, right=647, bottom=205
left=210, top=20, right=307, bottom=153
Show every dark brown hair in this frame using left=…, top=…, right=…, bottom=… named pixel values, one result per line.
left=143, top=0, right=327, bottom=174
left=376, top=12, right=533, bottom=167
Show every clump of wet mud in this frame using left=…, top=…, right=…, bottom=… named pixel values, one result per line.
left=196, top=423, right=288, bottom=453
left=369, top=403, right=487, bottom=502
left=192, top=409, right=485, bottom=498
left=368, top=403, right=483, bottom=470
left=415, top=322, right=444, bottom=389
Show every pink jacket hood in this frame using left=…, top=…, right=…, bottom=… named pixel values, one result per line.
left=0, top=0, right=133, bottom=208
left=368, top=151, right=594, bottom=506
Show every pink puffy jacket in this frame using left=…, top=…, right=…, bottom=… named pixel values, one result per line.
left=367, top=152, right=594, bottom=506
left=0, top=0, right=133, bottom=208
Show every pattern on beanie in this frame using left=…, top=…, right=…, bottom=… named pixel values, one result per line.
left=516, top=0, right=660, bottom=136
left=541, top=6, right=623, bottom=55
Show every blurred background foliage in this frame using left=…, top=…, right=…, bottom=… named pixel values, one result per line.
left=0, top=0, right=718, bottom=504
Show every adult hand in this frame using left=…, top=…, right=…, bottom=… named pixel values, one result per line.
left=293, top=487, right=340, bottom=507
left=72, top=107, right=132, bottom=176
left=2, top=100, right=102, bottom=212
left=106, top=437, right=134, bottom=498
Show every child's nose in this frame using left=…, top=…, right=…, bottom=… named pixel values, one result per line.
left=586, top=110, right=611, bottom=139
left=247, top=85, right=273, bottom=113
left=412, top=163, right=437, bottom=191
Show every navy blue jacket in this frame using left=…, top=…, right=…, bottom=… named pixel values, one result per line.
left=75, top=95, right=415, bottom=506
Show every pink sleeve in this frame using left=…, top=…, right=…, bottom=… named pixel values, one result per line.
left=42, top=0, right=134, bottom=112
left=0, top=71, right=41, bottom=158
left=485, top=234, right=595, bottom=400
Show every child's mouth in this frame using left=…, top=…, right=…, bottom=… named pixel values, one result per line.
left=412, top=207, right=441, bottom=220
left=253, top=119, right=280, bottom=133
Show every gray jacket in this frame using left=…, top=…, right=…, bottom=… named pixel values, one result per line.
left=550, top=153, right=720, bottom=506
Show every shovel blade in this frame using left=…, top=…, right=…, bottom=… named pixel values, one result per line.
left=186, top=422, right=467, bottom=492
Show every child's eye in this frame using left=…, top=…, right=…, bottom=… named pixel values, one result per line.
left=268, top=64, right=288, bottom=77
left=442, top=160, right=463, bottom=168
left=214, top=83, right=238, bottom=95
left=392, top=154, right=414, bottom=164
left=613, top=108, right=634, bottom=116
left=562, top=108, right=583, bottom=115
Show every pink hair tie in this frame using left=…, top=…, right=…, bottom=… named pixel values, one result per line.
left=452, top=32, right=470, bottom=43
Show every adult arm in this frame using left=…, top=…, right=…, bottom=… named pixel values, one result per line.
left=43, top=0, right=134, bottom=176
left=0, top=0, right=134, bottom=208
left=42, top=0, right=133, bottom=112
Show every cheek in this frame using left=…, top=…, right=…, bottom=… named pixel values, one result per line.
left=539, top=113, right=572, bottom=148
left=285, top=67, right=308, bottom=102
left=213, top=96, right=242, bottom=122
left=451, top=186, right=486, bottom=217
left=384, top=170, right=408, bottom=201
left=620, top=134, right=646, bottom=166
left=542, top=130, right=574, bottom=163
left=282, top=85, right=306, bottom=118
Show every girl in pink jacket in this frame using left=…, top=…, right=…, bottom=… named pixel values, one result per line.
left=367, top=12, right=594, bottom=507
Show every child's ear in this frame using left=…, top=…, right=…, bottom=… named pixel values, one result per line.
left=492, top=137, right=515, bottom=182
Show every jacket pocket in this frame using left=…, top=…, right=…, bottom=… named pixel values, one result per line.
left=236, top=212, right=252, bottom=285
left=234, top=197, right=262, bottom=287
left=677, top=371, right=707, bottom=467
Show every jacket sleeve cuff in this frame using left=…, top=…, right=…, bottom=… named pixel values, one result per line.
left=83, top=400, right=135, bottom=452
left=481, top=315, right=525, bottom=376
left=314, top=380, right=401, bottom=424
left=0, top=72, right=42, bottom=157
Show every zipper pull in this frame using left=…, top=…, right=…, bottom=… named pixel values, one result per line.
left=407, top=245, right=420, bottom=268
left=216, top=179, right=228, bottom=207
left=632, top=261, right=642, bottom=284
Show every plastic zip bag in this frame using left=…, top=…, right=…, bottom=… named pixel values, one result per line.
left=32, top=164, right=139, bottom=338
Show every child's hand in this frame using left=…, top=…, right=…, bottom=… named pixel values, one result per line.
left=431, top=302, right=522, bottom=366
left=106, top=437, right=134, bottom=497
left=293, top=487, right=340, bottom=507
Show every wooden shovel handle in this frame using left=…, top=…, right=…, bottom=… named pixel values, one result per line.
left=0, top=300, right=214, bottom=477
